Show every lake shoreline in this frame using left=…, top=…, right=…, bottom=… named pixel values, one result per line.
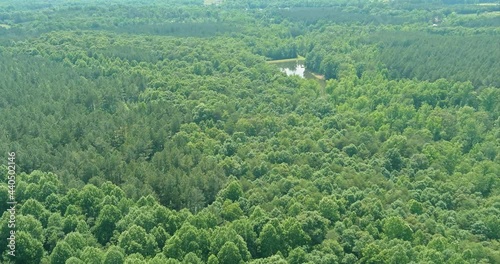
left=266, top=56, right=305, bottom=64
left=269, top=57, right=325, bottom=82
left=310, top=72, right=325, bottom=80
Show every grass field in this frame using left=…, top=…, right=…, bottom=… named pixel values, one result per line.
left=266, top=55, right=306, bottom=64
left=0, top=24, right=11, bottom=29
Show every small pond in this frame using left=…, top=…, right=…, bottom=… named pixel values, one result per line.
left=276, top=61, right=306, bottom=77
left=270, top=60, right=326, bottom=86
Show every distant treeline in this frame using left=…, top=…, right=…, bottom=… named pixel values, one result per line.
left=111, top=22, right=240, bottom=38
left=369, top=31, right=500, bottom=87
left=269, top=7, right=423, bottom=25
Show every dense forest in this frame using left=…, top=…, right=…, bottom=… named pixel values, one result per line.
left=0, top=0, right=499, bottom=263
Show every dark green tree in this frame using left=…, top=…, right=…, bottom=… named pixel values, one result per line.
left=383, top=217, right=413, bottom=241
left=50, top=241, right=74, bottom=264
left=218, top=242, right=243, bottom=264
left=94, top=204, right=122, bottom=244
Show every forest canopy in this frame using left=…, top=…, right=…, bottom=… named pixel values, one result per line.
left=0, top=0, right=499, bottom=263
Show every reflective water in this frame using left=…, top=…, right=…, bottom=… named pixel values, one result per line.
left=278, top=61, right=306, bottom=77
left=274, top=61, right=306, bottom=78
left=272, top=60, right=326, bottom=86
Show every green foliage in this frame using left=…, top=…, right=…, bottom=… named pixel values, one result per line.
left=218, top=242, right=243, bottom=264
left=50, top=241, right=75, bottom=264
left=80, top=247, right=104, bottom=264
left=14, top=231, right=44, bottom=264
left=66, top=257, right=85, bottom=264
left=0, top=1, right=498, bottom=263
left=282, top=218, right=311, bottom=249
left=79, top=184, right=104, bottom=218
left=221, top=181, right=244, bottom=202
left=0, top=185, right=9, bottom=213
left=118, top=225, right=158, bottom=257
left=383, top=217, right=413, bottom=241
left=221, top=201, right=244, bottom=221
left=288, top=247, right=307, bottom=264
left=164, top=223, right=210, bottom=260
left=104, top=246, right=125, bottom=264
left=182, top=252, right=203, bottom=264
left=298, top=211, right=330, bottom=245
left=371, top=32, right=500, bottom=87
left=94, top=205, right=122, bottom=245
left=207, top=254, right=219, bottom=264
left=319, top=197, right=340, bottom=222
left=258, top=223, right=283, bottom=257
left=148, top=255, right=172, bottom=264
left=210, top=227, right=251, bottom=261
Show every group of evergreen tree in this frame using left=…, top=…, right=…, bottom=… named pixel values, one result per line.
left=0, top=0, right=498, bottom=263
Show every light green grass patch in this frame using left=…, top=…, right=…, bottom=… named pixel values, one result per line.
left=266, top=56, right=306, bottom=64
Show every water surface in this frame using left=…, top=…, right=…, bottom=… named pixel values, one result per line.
left=272, top=60, right=326, bottom=86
